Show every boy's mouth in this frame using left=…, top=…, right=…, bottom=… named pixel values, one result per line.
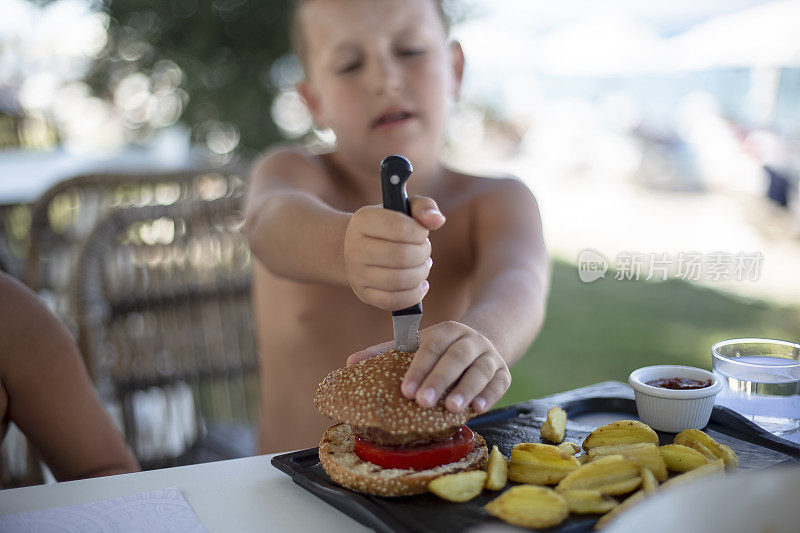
left=372, top=110, right=415, bottom=129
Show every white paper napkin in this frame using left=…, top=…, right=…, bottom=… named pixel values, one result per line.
left=0, top=487, right=208, bottom=533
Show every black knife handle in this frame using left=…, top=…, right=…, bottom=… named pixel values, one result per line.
left=381, top=155, right=413, bottom=215
left=380, top=155, right=423, bottom=317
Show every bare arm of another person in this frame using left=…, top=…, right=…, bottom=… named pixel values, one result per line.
left=0, top=273, right=139, bottom=481
left=244, top=147, right=444, bottom=310
left=349, top=178, right=550, bottom=413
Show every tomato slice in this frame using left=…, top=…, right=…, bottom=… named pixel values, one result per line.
left=353, top=426, right=475, bottom=471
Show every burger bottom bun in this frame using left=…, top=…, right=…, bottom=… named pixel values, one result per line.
left=318, top=422, right=488, bottom=497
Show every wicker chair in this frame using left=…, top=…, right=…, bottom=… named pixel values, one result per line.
left=26, top=167, right=247, bottom=335
left=0, top=426, right=45, bottom=488
left=0, top=204, right=27, bottom=279
left=72, top=195, right=259, bottom=470
left=0, top=231, right=16, bottom=276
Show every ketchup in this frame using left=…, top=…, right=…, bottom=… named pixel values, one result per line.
left=646, top=377, right=712, bottom=390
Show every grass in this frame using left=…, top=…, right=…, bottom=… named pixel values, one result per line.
left=500, top=258, right=800, bottom=407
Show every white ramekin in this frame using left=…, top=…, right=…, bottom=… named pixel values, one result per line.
left=628, top=365, right=722, bottom=433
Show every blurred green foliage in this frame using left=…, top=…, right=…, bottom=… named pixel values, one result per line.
left=89, top=0, right=294, bottom=158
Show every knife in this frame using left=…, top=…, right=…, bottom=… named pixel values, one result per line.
left=380, top=155, right=422, bottom=353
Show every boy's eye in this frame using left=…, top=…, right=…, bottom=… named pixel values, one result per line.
left=336, top=60, right=362, bottom=74
left=398, top=48, right=426, bottom=57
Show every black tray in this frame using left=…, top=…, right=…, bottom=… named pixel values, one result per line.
left=271, top=382, right=800, bottom=532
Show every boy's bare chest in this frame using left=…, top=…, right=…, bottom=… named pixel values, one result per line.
left=253, top=197, right=477, bottom=359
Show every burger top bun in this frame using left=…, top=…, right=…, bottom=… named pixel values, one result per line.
left=314, top=349, right=477, bottom=437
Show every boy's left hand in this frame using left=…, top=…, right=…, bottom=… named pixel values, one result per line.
left=346, top=321, right=511, bottom=414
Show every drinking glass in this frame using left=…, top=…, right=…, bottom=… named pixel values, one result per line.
left=711, top=338, right=800, bottom=436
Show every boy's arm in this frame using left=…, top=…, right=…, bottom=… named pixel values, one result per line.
left=244, top=147, right=351, bottom=286
left=456, top=177, right=550, bottom=367
left=244, top=147, right=442, bottom=310
left=348, top=178, right=549, bottom=413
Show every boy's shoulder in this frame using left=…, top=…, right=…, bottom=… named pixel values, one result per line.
left=444, top=168, right=536, bottom=205
left=250, top=143, right=332, bottom=194
left=250, top=145, right=536, bottom=207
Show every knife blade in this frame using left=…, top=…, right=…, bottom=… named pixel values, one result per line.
left=380, top=154, right=422, bottom=353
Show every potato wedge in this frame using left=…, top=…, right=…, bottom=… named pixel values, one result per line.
left=541, top=406, right=568, bottom=444
left=557, top=442, right=581, bottom=455
left=639, top=467, right=658, bottom=494
left=561, top=489, right=618, bottom=514
left=674, top=429, right=739, bottom=470
left=660, top=444, right=710, bottom=472
left=485, top=485, right=569, bottom=529
left=678, top=440, right=716, bottom=461
left=582, top=420, right=659, bottom=451
left=556, top=455, right=641, bottom=495
left=428, top=470, right=487, bottom=502
left=485, top=445, right=508, bottom=491
left=508, top=443, right=581, bottom=485
left=587, top=443, right=668, bottom=482
left=594, top=490, right=646, bottom=530
left=577, top=453, right=590, bottom=465
left=660, top=459, right=724, bottom=491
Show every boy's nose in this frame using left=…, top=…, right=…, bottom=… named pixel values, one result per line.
left=371, top=56, right=403, bottom=96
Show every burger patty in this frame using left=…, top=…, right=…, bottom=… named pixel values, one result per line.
left=352, top=425, right=461, bottom=447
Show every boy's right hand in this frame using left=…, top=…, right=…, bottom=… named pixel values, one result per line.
left=344, top=196, right=445, bottom=310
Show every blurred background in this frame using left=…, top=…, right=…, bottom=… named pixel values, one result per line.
left=1, top=0, right=799, bottom=485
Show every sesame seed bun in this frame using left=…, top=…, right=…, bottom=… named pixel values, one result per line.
left=319, top=422, right=488, bottom=497
left=314, top=349, right=477, bottom=437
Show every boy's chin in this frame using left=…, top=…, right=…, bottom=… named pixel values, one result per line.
left=363, top=136, right=440, bottom=167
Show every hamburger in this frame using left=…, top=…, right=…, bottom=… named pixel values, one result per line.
left=314, top=349, right=488, bottom=497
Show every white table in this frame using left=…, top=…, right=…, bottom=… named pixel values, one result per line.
left=0, top=453, right=369, bottom=532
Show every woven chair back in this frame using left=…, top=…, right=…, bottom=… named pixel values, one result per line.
left=26, top=168, right=247, bottom=335
left=73, top=195, right=258, bottom=469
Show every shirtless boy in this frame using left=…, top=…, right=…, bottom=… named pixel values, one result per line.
left=245, top=0, right=549, bottom=453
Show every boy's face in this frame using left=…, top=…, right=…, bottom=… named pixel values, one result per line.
left=297, top=0, right=463, bottom=175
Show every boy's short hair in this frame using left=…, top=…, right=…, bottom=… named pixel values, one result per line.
left=290, top=0, right=451, bottom=71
